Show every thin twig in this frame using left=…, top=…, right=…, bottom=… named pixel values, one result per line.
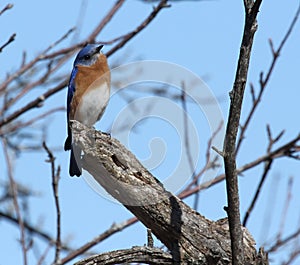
left=0, top=33, right=16, bottom=53
left=0, top=0, right=170, bottom=128
left=42, top=27, right=76, bottom=57
left=239, top=134, right=300, bottom=171
left=0, top=3, right=13, bottom=16
left=39, top=0, right=126, bottom=61
left=36, top=243, right=52, bottom=265
left=1, top=138, right=28, bottom=265
left=4, top=61, right=55, bottom=109
left=88, top=0, right=126, bottom=42
left=180, top=133, right=300, bottom=201
left=242, top=160, right=273, bottom=226
left=267, top=227, right=300, bottom=253
left=42, top=142, right=61, bottom=263
left=0, top=26, right=76, bottom=93
left=106, top=0, right=170, bottom=57
left=0, top=210, right=73, bottom=252
left=0, top=79, right=67, bottom=127
left=58, top=217, right=137, bottom=264
left=180, top=81, right=199, bottom=209
left=0, top=107, right=65, bottom=136
left=283, top=248, right=300, bottom=265
left=181, top=120, right=223, bottom=193
left=277, top=176, right=294, bottom=241
left=1, top=42, right=74, bottom=116
left=236, top=3, right=300, bottom=155
left=242, top=126, right=284, bottom=226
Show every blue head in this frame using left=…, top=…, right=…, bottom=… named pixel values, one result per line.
left=73, top=44, right=104, bottom=67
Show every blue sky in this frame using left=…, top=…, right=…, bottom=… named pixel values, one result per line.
left=1, top=0, right=300, bottom=264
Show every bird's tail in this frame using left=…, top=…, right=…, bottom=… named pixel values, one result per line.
left=64, top=125, right=72, bottom=151
left=69, top=145, right=82, bottom=177
left=64, top=135, right=72, bottom=151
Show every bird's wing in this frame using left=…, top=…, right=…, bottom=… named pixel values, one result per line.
left=64, top=67, right=78, bottom=151
left=67, top=67, right=78, bottom=118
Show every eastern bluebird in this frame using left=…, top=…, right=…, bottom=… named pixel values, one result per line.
left=64, top=44, right=111, bottom=177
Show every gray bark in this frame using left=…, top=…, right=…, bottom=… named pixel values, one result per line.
left=72, top=121, right=268, bottom=264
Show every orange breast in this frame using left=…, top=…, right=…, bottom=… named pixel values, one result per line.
left=69, top=54, right=111, bottom=122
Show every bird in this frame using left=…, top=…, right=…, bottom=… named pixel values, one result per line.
left=64, top=44, right=111, bottom=177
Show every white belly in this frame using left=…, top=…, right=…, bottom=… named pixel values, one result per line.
left=75, top=82, right=110, bottom=126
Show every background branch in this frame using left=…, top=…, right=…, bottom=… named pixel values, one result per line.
left=75, top=246, right=173, bottom=265
left=1, top=138, right=28, bottom=265
left=43, top=142, right=61, bottom=263
left=106, top=0, right=170, bottom=57
left=242, top=125, right=284, bottom=226
left=0, top=0, right=169, bottom=128
left=0, top=3, right=13, bottom=16
left=181, top=133, right=300, bottom=198
left=58, top=217, right=137, bottom=264
left=236, top=3, right=300, bottom=154
left=0, top=33, right=16, bottom=53
left=0, top=210, right=73, bottom=252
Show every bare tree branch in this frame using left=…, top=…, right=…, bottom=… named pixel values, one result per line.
left=0, top=3, right=13, bottom=16
left=242, top=125, right=284, bottom=226
left=0, top=0, right=170, bottom=129
left=106, top=0, right=170, bottom=57
left=223, top=1, right=262, bottom=263
left=180, top=133, right=300, bottom=199
left=242, top=160, right=272, bottom=226
left=0, top=107, right=64, bottom=136
left=43, top=142, right=61, bottom=263
left=61, top=129, right=299, bottom=264
left=1, top=138, right=28, bottom=265
left=0, top=80, right=67, bottom=127
left=58, top=217, right=137, bottom=264
left=277, top=176, right=294, bottom=240
left=36, top=243, right=52, bottom=265
left=75, top=246, right=173, bottom=265
left=0, top=210, right=73, bottom=252
left=180, top=81, right=200, bottom=209
left=180, top=120, right=223, bottom=197
left=236, top=3, right=300, bottom=154
left=0, top=33, right=16, bottom=53
left=284, top=248, right=300, bottom=265
left=267, top=227, right=300, bottom=253
left=87, top=0, right=126, bottom=43
left=72, top=121, right=267, bottom=264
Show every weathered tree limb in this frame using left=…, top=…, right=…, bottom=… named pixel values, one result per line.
left=75, top=246, right=173, bottom=265
left=72, top=121, right=268, bottom=264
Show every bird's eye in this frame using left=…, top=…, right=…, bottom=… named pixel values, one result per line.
left=84, top=55, right=91, bottom=60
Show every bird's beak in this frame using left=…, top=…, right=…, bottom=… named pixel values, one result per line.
left=96, top=45, right=104, bottom=53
